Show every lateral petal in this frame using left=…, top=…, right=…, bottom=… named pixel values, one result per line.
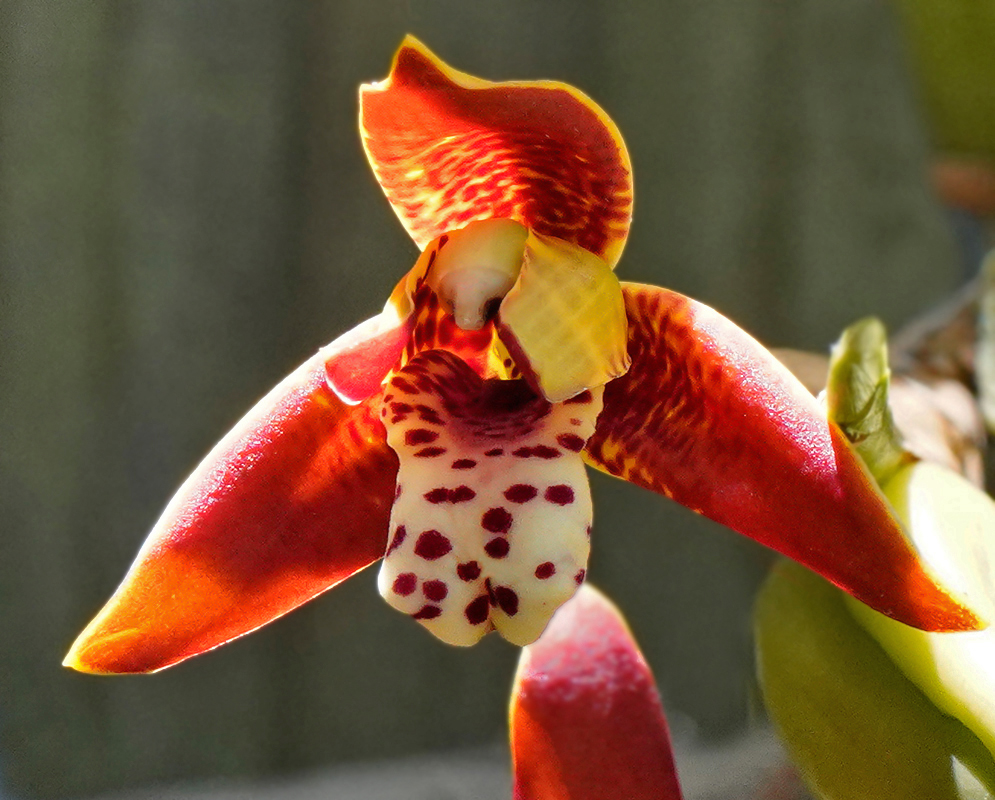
left=64, top=350, right=397, bottom=674
left=585, top=284, right=980, bottom=633
left=360, top=36, right=632, bottom=266
left=323, top=309, right=413, bottom=405
left=510, top=584, right=683, bottom=800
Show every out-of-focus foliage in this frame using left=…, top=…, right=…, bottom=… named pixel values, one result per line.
left=890, top=0, right=995, bottom=160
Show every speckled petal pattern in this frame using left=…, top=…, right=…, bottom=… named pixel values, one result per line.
left=378, top=350, right=602, bottom=646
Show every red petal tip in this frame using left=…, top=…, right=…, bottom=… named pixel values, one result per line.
left=511, top=584, right=683, bottom=800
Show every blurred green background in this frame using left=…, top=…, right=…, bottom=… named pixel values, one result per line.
left=0, top=1, right=964, bottom=797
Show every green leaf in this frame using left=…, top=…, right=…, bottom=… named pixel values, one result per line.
left=825, top=317, right=910, bottom=484
left=755, top=559, right=995, bottom=800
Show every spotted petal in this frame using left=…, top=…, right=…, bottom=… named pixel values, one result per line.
left=64, top=351, right=397, bottom=674
left=510, top=584, right=684, bottom=800
left=360, top=36, right=633, bottom=266
left=585, top=284, right=980, bottom=633
left=377, top=350, right=601, bottom=646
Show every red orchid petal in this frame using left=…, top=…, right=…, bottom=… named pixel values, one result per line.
left=585, top=284, right=980, bottom=633
left=323, top=310, right=413, bottom=404
left=510, top=584, right=684, bottom=800
left=64, top=351, right=397, bottom=674
left=361, top=36, right=633, bottom=267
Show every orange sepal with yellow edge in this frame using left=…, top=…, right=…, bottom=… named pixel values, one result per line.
left=585, top=284, right=982, bottom=634
left=360, top=36, right=633, bottom=266
left=64, top=350, right=397, bottom=674
left=510, top=583, right=684, bottom=800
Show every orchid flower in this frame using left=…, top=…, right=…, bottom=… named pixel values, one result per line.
left=510, top=583, right=683, bottom=800
left=65, top=37, right=980, bottom=675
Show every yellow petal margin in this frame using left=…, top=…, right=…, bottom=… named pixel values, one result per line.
left=497, top=232, right=630, bottom=403
left=360, top=37, right=633, bottom=267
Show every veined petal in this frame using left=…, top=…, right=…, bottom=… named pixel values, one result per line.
left=585, top=284, right=980, bottom=633
left=64, top=350, right=397, bottom=674
left=377, top=351, right=601, bottom=647
left=510, top=584, right=684, bottom=800
left=498, top=232, right=630, bottom=403
left=360, top=36, right=633, bottom=266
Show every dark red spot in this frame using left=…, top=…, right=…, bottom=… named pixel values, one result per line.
left=484, top=448, right=504, bottom=457
left=424, top=487, right=450, bottom=504
left=405, top=428, right=439, bottom=446
left=386, top=525, right=406, bottom=555
left=545, top=485, right=575, bottom=505
left=494, top=586, right=519, bottom=616
left=393, top=378, right=416, bottom=394
left=586, top=524, right=592, bottom=539
left=412, top=605, right=442, bottom=620
left=511, top=445, right=561, bottom=459
left=457, top=561, right=481, bottom=581
left=485, top=538, right=510, bottom=559
left=422, top=579, right=449, bottom=601
left=450, top=485, right=476, bottom=503
left=556, top=433, right=585, bottom=452
left=391, top=402, right=413, bottom=414
left=415, top=404, right=436, bottom=416
left=414, top=530, right=452, bottom=560
left=392, top=573, right=417, bottom=596
left=570, top=418, right=582, bottom=426
left=564, top=390, right=592, bottom=404
left=482, top=507, right=513, bottom=533
left=465, top=595, right=490, bottom=625
left=414, top=447, right=447, bottom=458
left=504, top=484, right=538, bottom=503
left=383, top=393, right=394, bottom=403
left=574, top=569, right=586, bottom=585
left=394, top=484, right=403, bottom=501
left=535, top=562, right=556, bottom=580
left=451, top=459, right=477, bottom=470
left=533, top=445, right=560, bottom=459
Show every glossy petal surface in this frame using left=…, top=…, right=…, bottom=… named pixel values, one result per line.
left=65, top=351, right=397, bottom=674
left=498, top=232, right=629, bottom=402
left=511, top=584, right=683, bottom=800
left=361, top=37, right=632, bottom=266
left=377, top=351, right=600, bottom=646
left=585, top=283, right=979, bottom=633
